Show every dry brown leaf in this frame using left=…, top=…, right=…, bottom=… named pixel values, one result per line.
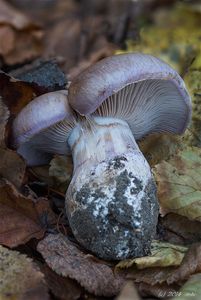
left=159, top=213, right=201, bottom=245
left=0, top=148, right=26, bottom=188
left=5, top=30, right=43, bottom=65
left=0, top=0, right=42, bottom=65
left=41, top=264, right=82, bottom=300
left=116, top=281, right=140, bottom=300
left=0, top=71, right=45, bottom=117
left=44, top=9, right=115, bottom=77
left=139, top=133, right=182, bottom=167
left=69, top=42, right=115, bottom=80
left=167, top=243, right=201, bottom=285
left=0, top=179, right=56, bottom=247
left=138, top=282, right=180, bottom=299
left=0, top=245, right=49, bottom=300
left=0, top=25, right=15, bottom=55
left=37, top=233, right=125, bottom=297
left=0, top=0, right=35, bottom=29
left=44, top=18, right=81, bottom=70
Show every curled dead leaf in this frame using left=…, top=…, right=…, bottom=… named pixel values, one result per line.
left=41, top=265, right=82, bottom=300
left=0, top=179, right=56, bottom=247
left=37, top=233, right=125, bottom=297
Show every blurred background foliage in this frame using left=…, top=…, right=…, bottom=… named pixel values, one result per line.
left=117, top=1, right=201, bottom=147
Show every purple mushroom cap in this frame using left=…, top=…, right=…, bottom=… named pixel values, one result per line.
left=12, top=90, right=76, bottom=165
left=69, top=53, right=191, bottom=139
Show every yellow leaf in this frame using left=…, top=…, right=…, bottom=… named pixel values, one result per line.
left=116, top=241, right=187, bottom=270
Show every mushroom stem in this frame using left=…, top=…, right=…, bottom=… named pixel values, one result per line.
left=68, top=116, right=141, bottom=171
left=66, top=116, right=159, bottom=260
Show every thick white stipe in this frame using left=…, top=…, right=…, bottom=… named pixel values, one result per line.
left=68, top=116, right=150, bottom=173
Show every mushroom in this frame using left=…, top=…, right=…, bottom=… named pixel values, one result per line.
left=12, top=53, right=191, bottom=260
left=12, top=90, right=76, bottom=166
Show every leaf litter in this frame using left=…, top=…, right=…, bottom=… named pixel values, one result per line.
left=0, top=245, right=48, bottom=300
left=0, top=0, right=201, bottom=299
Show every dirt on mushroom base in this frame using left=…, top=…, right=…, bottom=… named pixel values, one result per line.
left=0, top=0, right=201, bottom=299
left=66, top=152, right=159, bottom=260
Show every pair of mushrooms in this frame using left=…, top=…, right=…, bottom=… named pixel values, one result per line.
left=12, top=53, right=191, bottom=260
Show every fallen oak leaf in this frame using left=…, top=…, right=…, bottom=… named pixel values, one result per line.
left=0, top=245, right=49, bottom=300
left=0, top=179, right=56, bottom=247
left=153, top=147, right=201, bottom=221
left=37, top=233, right=125, bottom=297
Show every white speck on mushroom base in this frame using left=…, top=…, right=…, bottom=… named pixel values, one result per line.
left=85, top=151, right=151, bottom=225
left=66, top=116, right=159, bottom=260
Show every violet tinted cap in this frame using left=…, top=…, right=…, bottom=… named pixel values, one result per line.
left=12, top=90, right=76, bottom=165
left=68, top=53, right=191, bottom=139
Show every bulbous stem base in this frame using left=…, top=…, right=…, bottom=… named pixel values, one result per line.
left=66, top=116, right=159, bottom=260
